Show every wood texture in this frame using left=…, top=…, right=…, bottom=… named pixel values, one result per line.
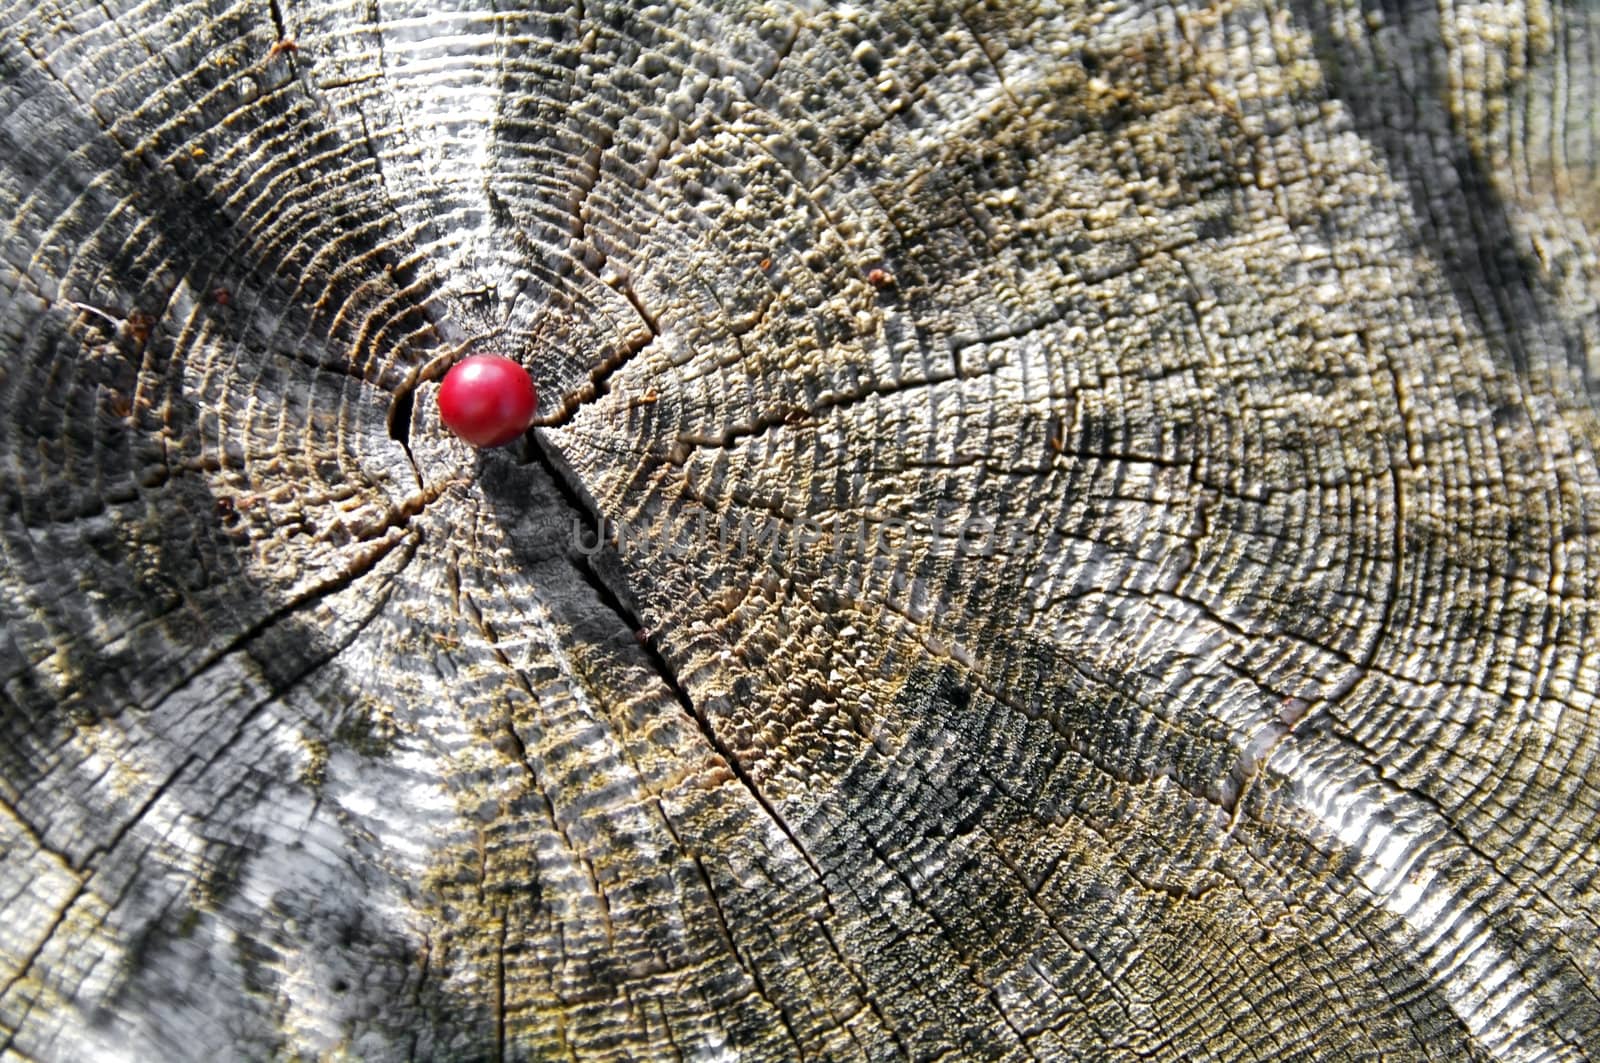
left=3, top=1, right=1599, bottom=1059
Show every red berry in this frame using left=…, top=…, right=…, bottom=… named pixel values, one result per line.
left=437, top=354, right=538, bottom=447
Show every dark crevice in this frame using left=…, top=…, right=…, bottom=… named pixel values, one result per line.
left=387, top=379, right=422, bottom=486
left=141, top=524, right=418, bottom=719
left=519, top=428, right=616, bottom=538
left=569, top=549, right=689, bottom=712
left=522, top=433, right=833, bottom=893
left=652, top=800, right=748, bottom=972
left=486, top=4, right=672, bottom=436
left=0, top=881, right=89, bottom=1009
left=533, top=279, right=661, bottom=430
left=688, top=851, right=808, bottom=1058
left=387, top=385, right=414, bottom=447
left=493, top=914, right=508, bottom=1063
left=267, top=0, right=287, bottom=41
left=521, top=433, right=675, bottom=684
left=565, top=529, right=835, bottom=904
left=388, top=359, right=457, bottom=486
left=459, top=589, right=606, bottom=949
left=616, top=276, right=661, bottom=336
left=533, top=326, right=658, bottom=429
left=669, top=369, right=967, bottom=463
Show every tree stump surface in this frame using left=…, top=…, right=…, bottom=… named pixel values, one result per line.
left=2, top=1, right=1599, bottom=1059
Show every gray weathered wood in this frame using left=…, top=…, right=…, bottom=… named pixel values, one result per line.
left=3, top=0, right=1599, bottom=1058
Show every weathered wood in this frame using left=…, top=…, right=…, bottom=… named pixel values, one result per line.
left=2, top=0, right=1598, bottom=1058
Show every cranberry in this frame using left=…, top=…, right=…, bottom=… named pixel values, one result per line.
left=437, top=354, right=538, bottom=448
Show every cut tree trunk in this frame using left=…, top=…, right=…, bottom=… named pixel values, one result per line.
left=3, top=1, right=1599, bottom=1060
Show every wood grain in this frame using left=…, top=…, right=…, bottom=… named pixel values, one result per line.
left=2, top=0, right=1598, bottom=1058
